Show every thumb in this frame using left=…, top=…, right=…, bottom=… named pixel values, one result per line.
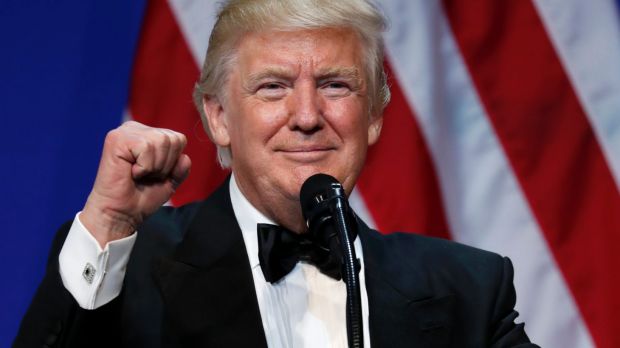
left=170, top=154, right=191, bottom=190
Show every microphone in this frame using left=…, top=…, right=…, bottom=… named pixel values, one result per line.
left=300, top=173, right=349, bottom=250
left=300, top=173, right=363, bottom=348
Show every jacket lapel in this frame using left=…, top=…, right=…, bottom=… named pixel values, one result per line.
left=152, top=180, right=268, bottom=348
left=360, top=225, right=455, bottom=348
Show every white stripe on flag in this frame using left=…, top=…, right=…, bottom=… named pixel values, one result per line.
left=378, top=0, right=594, bottom=346
left=167, top=0, right=218, bottom=67
left=533, top=0, right=620, bottom=190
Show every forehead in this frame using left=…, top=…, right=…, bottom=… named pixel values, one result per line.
left=233, top=28, right=365, bottom=75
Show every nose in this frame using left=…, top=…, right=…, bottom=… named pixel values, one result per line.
left=287, top=82, right=323, bottom=133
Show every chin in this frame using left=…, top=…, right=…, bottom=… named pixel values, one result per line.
left=291, top=165, right=334, bottom=182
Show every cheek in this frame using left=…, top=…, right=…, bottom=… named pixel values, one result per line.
left=232, top=102, right=288, bottom=143
left=328, top=102, right=369, bottom=142
left=261, top=109, right=289, bottom=135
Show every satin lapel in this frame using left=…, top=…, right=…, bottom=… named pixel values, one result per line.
left=152, top=180, right=267, bottom=348
left=359, top=225, right=455, bottom=348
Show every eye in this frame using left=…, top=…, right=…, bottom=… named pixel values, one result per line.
left=324, top=81, right=348, bottom=89
left=256, top=82, right=287, bottom=99
left=261, top=82, right=283, bottom=90
left=321, top=81, right=351, bottom=97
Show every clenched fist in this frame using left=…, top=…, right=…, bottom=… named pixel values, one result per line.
left=81, top=121, right=191, bottom=247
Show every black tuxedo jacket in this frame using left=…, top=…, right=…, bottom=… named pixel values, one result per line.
left=15, top=180, right=537, bottom=347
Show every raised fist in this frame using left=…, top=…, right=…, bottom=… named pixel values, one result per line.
left=81, top=121, right=191, bottom=247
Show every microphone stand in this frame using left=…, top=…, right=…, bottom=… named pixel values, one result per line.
left=329, top=187, right=364, bottom=348
left=303, top=179, right=363, bottom=348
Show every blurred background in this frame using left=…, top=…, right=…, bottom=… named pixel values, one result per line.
left=2, top=0, right=619, bottom=347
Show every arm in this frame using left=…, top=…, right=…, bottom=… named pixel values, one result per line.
left=14, top=121, right=191, bottom=347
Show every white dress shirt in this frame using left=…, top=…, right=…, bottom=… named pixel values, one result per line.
left=58, top=175, right=371, bottom=347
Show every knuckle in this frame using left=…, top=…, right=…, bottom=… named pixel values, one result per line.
left=170, top=134, right=184, bottom=152
left=137, top=139, right=154, bottom=159
left=162, top=133, right=172, bottom=148
left=171, top=133, right=187, bottom=151
left=175, top=131, right=187, bottom=142
left=105, top=129, right=118, bottom=142
left=123, top=120, right=142, bottom=128
left=145, top=140, right=156, bottom=154
left=154, top=130, right=172, bottom=148
left=104, top=128, right=123, bottom=147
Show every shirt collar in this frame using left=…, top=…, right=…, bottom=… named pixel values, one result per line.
left=228, top=174, right=365, bottom=271
left=229, top=174, right=275, bottom=269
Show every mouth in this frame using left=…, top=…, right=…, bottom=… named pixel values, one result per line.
left=276, top=146, right=336, bottom=163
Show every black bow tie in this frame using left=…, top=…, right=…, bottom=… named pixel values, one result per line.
left=257, top=223, right=343, bottom=283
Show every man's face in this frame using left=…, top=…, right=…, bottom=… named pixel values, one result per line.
left=204, top=28, right=382, bottom=224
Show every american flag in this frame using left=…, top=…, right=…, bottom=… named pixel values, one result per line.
left=3, top=0, right=618, bottom=346
left=128, top=1, right=620, bottom=347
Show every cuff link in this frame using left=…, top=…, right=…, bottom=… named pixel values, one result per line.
left=82, top=262, right=96, bottom=284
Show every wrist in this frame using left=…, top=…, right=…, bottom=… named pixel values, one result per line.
left=81, top=200, right=138, bottom=248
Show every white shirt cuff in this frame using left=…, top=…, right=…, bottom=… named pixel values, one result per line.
left=58, top=212, right=137, bottom=309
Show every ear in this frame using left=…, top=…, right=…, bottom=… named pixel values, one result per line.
left=202, top=95, right=230, bottom=147
left=367, top=114, right=383, bottom=146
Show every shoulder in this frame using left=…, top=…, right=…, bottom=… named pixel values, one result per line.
left=359, top=231, right=534, bottom=346
left=363, top=229, right=505, bottom=269
left=360, top=228, right=510, bottom=293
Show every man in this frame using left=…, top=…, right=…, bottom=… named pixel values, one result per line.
left=15, top=0, right=538, bottom=347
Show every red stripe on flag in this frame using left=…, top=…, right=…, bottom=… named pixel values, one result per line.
left=358, top=63, right=451, bottom=239
left=442, top=1, right=620, bottom=346
left=128, top=0, right=229, bottom=206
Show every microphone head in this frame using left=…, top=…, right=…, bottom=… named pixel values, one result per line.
left=300, top=173, right=341, bottom=221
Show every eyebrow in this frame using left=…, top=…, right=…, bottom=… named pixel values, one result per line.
left=245, top=66, right=363, bottom=86
left=246, top=67, right=294, bottom=87
left=317, top=67, right=364, bottom=91
left=315, top=67, right=362, bottom=83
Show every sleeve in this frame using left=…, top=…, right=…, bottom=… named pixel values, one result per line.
left=489, top=257, right=541, bottom=348
left=59, top=213, right=137, bottom=309
left=12, top=219, right=129, bottom=348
